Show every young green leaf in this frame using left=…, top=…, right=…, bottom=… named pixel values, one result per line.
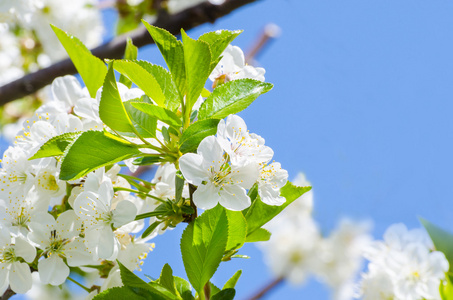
left=211, top=289, right=236, bottom=300
left=29, top=132, right=81, bottom=160
left=244, top=182, right=312, bottom=235
left=180, top=205, right=229, bottom=294
left=123, top=99, right=158, bottom=139
left=142, top=22, right=186, bottom=97
left=136, top=61, right=181, bottom=111
left=92, top=286, right=154, bottom=300
left=159, top=264, right=177, bottom=296
left=181, top=30, right=212, bottom=115
left=223, top=270, right=242, bottom=290
left=131, top=102, right=182, bottom=128
left=99, top=63, right=134, bottom=133
left=179, top=119, right=220, bottom=154
left=420, top=218, right=453, bottom=273
left=245, top=228, right=271, bottom=243
left=198, top=79, right=273, bottom=120
left=113, top=60, right=166, bottom=106
left=225, top=209, right=247, bottom=252
left=174, top=277, right=194, bottom=300
left=118, top=261, right=178, bottom=300
left=51, top=25, right=106, bottom=98
left=198, top=30, right=242, bottom=71
left=141, top=221, right=161, bottom=238
left=119, top=38, right=138, bottom=88
left=59, top=131, right=141, bottom=180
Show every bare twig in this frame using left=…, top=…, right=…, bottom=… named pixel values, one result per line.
left=0, top=288, right=15, bottom=300
left=245, top=23, right=281, bottom=65
left=0, top=0, right=258, bottom=103
left=247, top=277, right=284, bottom=300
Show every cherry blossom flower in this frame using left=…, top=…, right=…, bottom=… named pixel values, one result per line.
left=179, top=135, right=259, bottom=211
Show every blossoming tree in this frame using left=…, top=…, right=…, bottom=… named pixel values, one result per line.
left=0, top=2, right=453, bottom=300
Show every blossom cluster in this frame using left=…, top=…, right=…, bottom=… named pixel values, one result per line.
left=0, top=0, right=103, bottom=85
left=261, top=175, right=450, bottom=300
left=261, top=174, right=372, bottom=300
left=357, top=224, right=449, bottom=300
left=0, top=40, right=273, bottom=298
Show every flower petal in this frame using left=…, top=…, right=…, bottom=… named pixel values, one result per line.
left=38, top=255, right=69, bottom=286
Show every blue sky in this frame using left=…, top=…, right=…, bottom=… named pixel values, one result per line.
left=12, top=0, right=453, bottom=299
left=108, top=1, right=453, bottom=299
left=138, top=1, right=453, bottom=299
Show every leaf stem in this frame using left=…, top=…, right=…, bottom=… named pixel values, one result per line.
left=247, top=277, right=284, bottom=300
left=114, top=187, right=166, bottom=203
left=188, top=183, right=197, bottom=223
left=67, top=276, right=91, bottom=293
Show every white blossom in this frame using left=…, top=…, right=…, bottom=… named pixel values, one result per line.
left=179, top=135, right=259, bottom=211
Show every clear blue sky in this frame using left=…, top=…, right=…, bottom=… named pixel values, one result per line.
left=12, top=0, right=453, bottom=299
left=135, top=1, right=453, bottom=299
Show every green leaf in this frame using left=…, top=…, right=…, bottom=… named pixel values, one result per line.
left=420, top=218, right=453, bottom=273
left=29, top=132, right=81, bottom=160
left=198, top=79, right=273, bottom=120
left=142, top=22, right=186, bottom=97
left=245, top=228, right=271, bottom=243
left=119, top=38, right=138, bottom=88
left=142, top=221, right=161, bottom=238
left=159, top=264, right=177, bottom=295
left=209, top=282, right=221, bottom=296
left=118, top=260, right=151, bottom=290
left=136, top=61, right=181, bottom=111
left=99, top=63, right=134, bottom=132
left=131, top=102, right=182, bottom=128
left=124, top=98, right=158, bottom=138
left=211, top=289, right=235, bottom=300
left=51, top=25, right=106, bottom=98
left=223, top=270, right=242, bottom=290
left=180, top=205, right=229, bottom=294
left=175, top=174, right=184, bottom=203
left=440, top=276, right=453, bottom=300
left=179, top=119, right=220, bottom=153
left=244, top=182, right=312, bottom=236
left=225, top=210, right=247, bottom=252
left=133, top=156, right=164, bottom=166
left=59, top=131, right=141, bottom=180
left=118, top=261, right=178, bottom=300
left=93, top=286, right=154, bottom=300
left=174, top=277, right=194, bottom=300
left=181, top=30, right=211, bottom=114
left=198, top=30, right=242, bottom=71
left=201, top=88, right=211, bottom=98
left=114, top=60, right=166, bottom=106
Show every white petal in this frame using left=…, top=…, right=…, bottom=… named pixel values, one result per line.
left=219, top=185, right=250, bottom=211
left=51, top=75, right=84, bottom=107
left=38, top=255, right=70, bottom=286
left=112, top=200, right=137, bottom=228
left=14, top=237, right=36, bottom=263
left=179, top=153, right=208, bottom=185
left=65, top=238, right=95, bottom=267
left=9, top=262, right=32, bottom=293
left=193, top=184, right=221, bottom=210
left=197, top=136, right=223, bottom=169
left=56, top=210, right=81, bottom=240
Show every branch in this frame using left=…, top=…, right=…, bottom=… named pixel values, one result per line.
left=0, top=0, right=258, bottom=104
left=0, top=288, right=15, bottom=300
left=247, top=277, right=284, bottom=300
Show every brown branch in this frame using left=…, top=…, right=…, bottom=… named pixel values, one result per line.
left=0, top=0, right=258, bottom=104
left=247, top=277, right=284, bottom=300
left=0, top=287, right=15, bottom=300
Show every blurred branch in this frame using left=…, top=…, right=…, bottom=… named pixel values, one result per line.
left=245, top=23, right=281, bottom=65
left=247, top=277, right=284, bottom=300
left=0, top=287, right=15, bottom=300
left=0, top=0, right=258, bottom=104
